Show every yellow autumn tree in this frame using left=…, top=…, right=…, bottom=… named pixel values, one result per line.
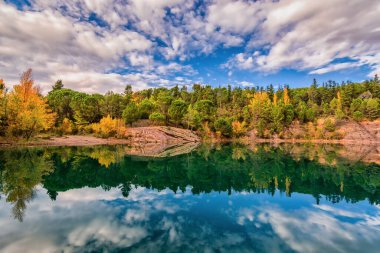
left=283, top=87, right=290, bottom=105
left=60, top=118, right=73, bottom=135
left=273, top=93, right=278, bottom=106
left=91, top=115, right=126, bottom=138
left=231, top=120, right=247, bottom=137
left=7, top=69, right=56, bottom=139
left=337, top=90, right=342, bottom=111
left=249, top=92, right=271, bottom=120
left=249, top=92, right=271, bottom=137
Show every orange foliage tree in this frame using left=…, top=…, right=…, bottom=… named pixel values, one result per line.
left=7, top=69, right=56, bottom=139
left=232, top=121, right=246, bottom=137
left=283, top=87, right=290, bottom=105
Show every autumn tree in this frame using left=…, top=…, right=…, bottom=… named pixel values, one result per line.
left=91, top=115, right=126, bottom=138
left=184, top=105, right=201, bottom=130
left=283, top=86, right=290, bottom=105
left=0, top=79, right=7, bottom=134
left=249, top=92, right=271, bottom=137
left=231, top=121, right=246, bottom=137
left=7, top=69, right=56, bottom=139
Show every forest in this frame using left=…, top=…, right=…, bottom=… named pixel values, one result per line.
left=0, top=68, right=380, bottom=140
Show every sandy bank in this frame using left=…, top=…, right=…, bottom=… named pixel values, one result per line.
left=0, top=126, right=200, bottom=147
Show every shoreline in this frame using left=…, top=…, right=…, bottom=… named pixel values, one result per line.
left=243, top=138, right=380, bottom=145
left=0, top=135, right=132, bottom=147
left=1, top=134, right=380, bottom=148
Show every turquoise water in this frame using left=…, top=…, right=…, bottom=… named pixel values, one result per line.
left=0, top=144, right=379, bottom=252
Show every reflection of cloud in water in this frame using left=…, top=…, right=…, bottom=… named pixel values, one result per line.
left=255, top=203, right=380, bottom=253
left=0, top=187, right=380, bottom=252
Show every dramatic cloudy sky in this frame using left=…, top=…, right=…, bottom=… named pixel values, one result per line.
left=1, top=0, right=380, bottom=93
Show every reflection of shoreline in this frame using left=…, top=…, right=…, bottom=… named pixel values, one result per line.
left=247, top=142, right=380, bottom=165
left=244, top=138, right=380, bottom=144
left=125, top=141, right=200, bottom=158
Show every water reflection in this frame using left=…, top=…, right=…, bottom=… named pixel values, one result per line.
left=0, top=149, right=53, bottom=221
left=0, top=144, right=380, bottom=252
left=1, top=186, right=380, bottom=253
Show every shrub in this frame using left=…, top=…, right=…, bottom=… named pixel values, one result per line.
left=232, top=121, right=247, bottom=137
left=61, top=118, right=73, bottom=134
left=91, top=115, right=126, bottom=138
left=352, top=111, right=364, bottom=122
left=214, top=117, right=232, bottom=137
left=324, top=118, right=335, bottom=132
left=365, top=98, right=380, bottom=120
left=149, top=112, right=165, bottom=125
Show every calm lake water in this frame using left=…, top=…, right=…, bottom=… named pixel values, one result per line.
left=0, top=143, right=380, bottom=253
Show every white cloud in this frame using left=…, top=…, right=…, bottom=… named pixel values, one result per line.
left=259, top=205, right=380, bottom=253
left=1, top=0, right=379, bottom=93
left=309, top=62, right=361, bottom=75
left=223, top=53, right=255, bottom=70
left=0, top=1, right=198, bottom=93
left=207, top=0, right=263, bottom=34
left=222, top=0, right=380, bottom=77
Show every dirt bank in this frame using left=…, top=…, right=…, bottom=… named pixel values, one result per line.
left=246, top=120, right=380, bottom=144
left=125, top=126, right=200, bottom=144
left=0, top=135, right=131, bottom=147
left=124, top=126, right=200, bottom=157
left=2, top=120, right=380, bottom=147
left=0, top=126, right=200, bottom=147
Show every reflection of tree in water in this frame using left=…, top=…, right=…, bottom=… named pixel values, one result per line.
left=2, top=143, right=380, bottom=221
left=89, top=146, right=124, bottom=168
left=0, top=149, right=53, bottom=221
left=41, top=143, right=380, bottom=205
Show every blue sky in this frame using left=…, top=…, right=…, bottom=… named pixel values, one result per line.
left=1, top=0, right=379, bottom=93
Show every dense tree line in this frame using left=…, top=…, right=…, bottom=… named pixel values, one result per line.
left=1, top=69, right=380, bottom=139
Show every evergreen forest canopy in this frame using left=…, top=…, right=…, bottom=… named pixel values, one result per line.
left=0, top=69, right=380, bottom=139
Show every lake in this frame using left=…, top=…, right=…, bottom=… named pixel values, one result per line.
left=0, top=143, right=380, bottom=253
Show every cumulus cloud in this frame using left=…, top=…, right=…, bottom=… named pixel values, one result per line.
left=309, top=62, right=361, bottom=75
left=223, top=0, right=380, bottom=77
left=0, top=0, right=379, bottom=93
left=0, top=0, right=199, bottom=93
left=260, top=204, right=380, bottom=253
left=207, top=0, right=264, bottom=34
left=222, top=53, right=255, bottom=70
